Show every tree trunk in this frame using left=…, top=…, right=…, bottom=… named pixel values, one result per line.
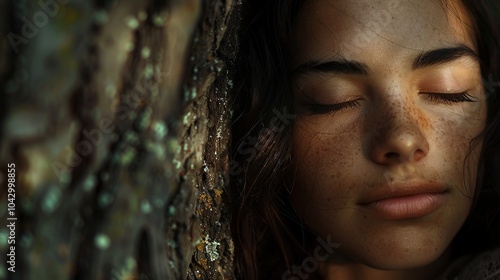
left=0, top=0, right=240, bottom=279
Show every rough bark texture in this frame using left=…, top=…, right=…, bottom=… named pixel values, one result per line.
left=0, top=0, right=240, bottom=279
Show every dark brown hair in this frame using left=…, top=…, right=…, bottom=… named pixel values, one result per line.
left=230, top=0, right=500, bottom=279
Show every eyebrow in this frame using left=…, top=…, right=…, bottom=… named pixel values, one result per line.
left=411, top=45, right=479, bottom=70
left=292, top=59, right=369, bottom=76
left=291, top=45, right=479, bottom=78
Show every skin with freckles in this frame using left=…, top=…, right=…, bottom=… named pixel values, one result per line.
left=288, top=0, right=487, bottom=279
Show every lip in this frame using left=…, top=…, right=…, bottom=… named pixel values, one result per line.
left=358, top=181, right=448, bottom=220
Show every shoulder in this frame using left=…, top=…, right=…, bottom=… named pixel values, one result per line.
left=452, top=247, right=500, bottom=280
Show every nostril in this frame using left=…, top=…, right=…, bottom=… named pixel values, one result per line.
left=413, top=149, right=426, bottom=162
left=385, top=152, right=399, bottom=159
left=384, top=149, right=426, bottom=164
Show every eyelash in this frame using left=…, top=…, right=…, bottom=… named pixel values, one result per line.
left=305, top=100, right=361, bottom=115
left=305, top=92, right=475, bottom=115
left=422, top=91, right=475, bottom=104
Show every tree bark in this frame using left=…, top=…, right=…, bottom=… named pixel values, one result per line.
left=0, top=0, right=240, bottom=279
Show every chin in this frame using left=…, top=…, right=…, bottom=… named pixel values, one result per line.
left=359, top=246, right=447, bottom=271
left=344, top=233, right=452, bottom=271
left=322, top=222, right=455, bottom=271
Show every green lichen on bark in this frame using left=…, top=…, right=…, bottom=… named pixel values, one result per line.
left=182, top=0, right=242, bottom=279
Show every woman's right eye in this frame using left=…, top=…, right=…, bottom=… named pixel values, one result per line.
left=305, top=100, right=362, bottom=115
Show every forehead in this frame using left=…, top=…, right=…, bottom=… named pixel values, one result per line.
left=289, top=0, right=476, bottom=68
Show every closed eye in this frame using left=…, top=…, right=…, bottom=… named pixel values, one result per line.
left=305, top=100, right=362, bottom=115
left=422, top=92, right=476, bottom=104
left=304, top=92, right=475, bottom=115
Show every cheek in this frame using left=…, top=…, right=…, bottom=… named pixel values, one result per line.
left=427, top=106, right=486, bottom=191
left=291, top=118, right=363, bottom=200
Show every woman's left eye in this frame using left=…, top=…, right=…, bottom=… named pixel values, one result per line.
left=422, top=92, right=476, bottom=104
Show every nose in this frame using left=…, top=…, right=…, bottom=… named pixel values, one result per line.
left=367, top=100, right=430, bottom=166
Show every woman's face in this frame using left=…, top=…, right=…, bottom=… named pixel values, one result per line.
left=289, top=0, right=487, bottom=270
